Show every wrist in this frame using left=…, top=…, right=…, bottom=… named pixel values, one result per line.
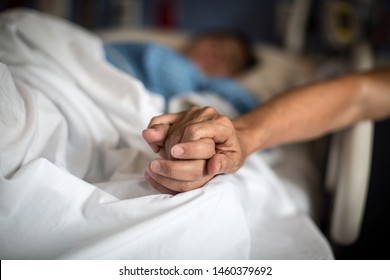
left=233, top=116, right=269, bottom=157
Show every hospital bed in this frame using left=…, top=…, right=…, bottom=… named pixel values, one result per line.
left=97, top=5, right=382, bottom=256
left=98, top=1, right=390, bottom=259
left=0, top=7, right=380, bottom=259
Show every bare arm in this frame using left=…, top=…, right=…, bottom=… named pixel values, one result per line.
left=143, top=68, right=390, bottom=193
left=235, top=68, right=390, bottom=159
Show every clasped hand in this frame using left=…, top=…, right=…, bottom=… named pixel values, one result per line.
left=142, top=106, right=245, bottom=194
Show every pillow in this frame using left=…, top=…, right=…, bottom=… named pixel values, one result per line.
left=97, top=27, right=189, bottom=50
left=238, top=45, right=312, bottom=101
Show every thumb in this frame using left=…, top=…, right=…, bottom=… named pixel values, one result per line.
left=142, top=124, right=170, bottom=153
left=207, top=153, right=242, bottom=176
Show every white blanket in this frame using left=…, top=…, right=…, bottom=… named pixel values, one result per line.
left=0, top=9, right=333, bottom=259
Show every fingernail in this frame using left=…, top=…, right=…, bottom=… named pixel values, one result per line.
left=151, top=160, right=161, bottom=173
left=209, top=161, right=222, bottom=175
left=172, top=146, right=184, bottom=157
left=216, top=162, right=222, bottom=174
left=151, top=144, right=159, bottom=153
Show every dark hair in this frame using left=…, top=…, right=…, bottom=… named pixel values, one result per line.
left=192, top=28, right=258, bottom=73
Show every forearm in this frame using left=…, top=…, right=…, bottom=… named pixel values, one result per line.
left=234, top=69, right=390, bottom=157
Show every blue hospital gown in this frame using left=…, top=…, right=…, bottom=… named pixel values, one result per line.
left=104, top=42, right=259, bottom=114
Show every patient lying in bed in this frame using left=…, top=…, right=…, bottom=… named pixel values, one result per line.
left=104, top=30, right=259, bottom=114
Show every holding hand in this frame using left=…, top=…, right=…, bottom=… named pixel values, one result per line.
left=142, top=106, right=246, bottom=194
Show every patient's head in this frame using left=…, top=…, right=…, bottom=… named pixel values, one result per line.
left=183, top=30, right=257, bottom=77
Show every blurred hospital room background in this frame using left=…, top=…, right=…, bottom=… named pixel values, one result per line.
left=1, top=0, right=389, bottom=260
left=2, top=0, right=390, bottom=98
left=1, top=0, right=390, bottom=54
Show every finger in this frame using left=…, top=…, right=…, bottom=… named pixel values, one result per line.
left=142, top=129, right=161, bottom=153
left=149, top=159, right=208, bottom=181
left=147, top=113, right=180, bottom=127
left=144, top=171, right=178, bottom=195
left=142, top=124, right=171, bottom=153
left=145, top=166, right=213, bottom=193
left=207, top=153, right=243, bottom=175
left=142, top=124, right=171, bottom=143
left=207, top=155, right=222, bottom=175
left=171, top=139, right=216, bottom=159
left=181, top=117, right=233, bottom=144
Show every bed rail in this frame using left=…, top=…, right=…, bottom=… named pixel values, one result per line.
left=326, top=42, right=374, bottom=246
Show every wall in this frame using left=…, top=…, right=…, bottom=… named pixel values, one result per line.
left=142, top=0, right=280, bottom=44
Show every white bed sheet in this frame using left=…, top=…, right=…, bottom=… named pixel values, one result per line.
left=0, top=9, right=333, bottom=259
